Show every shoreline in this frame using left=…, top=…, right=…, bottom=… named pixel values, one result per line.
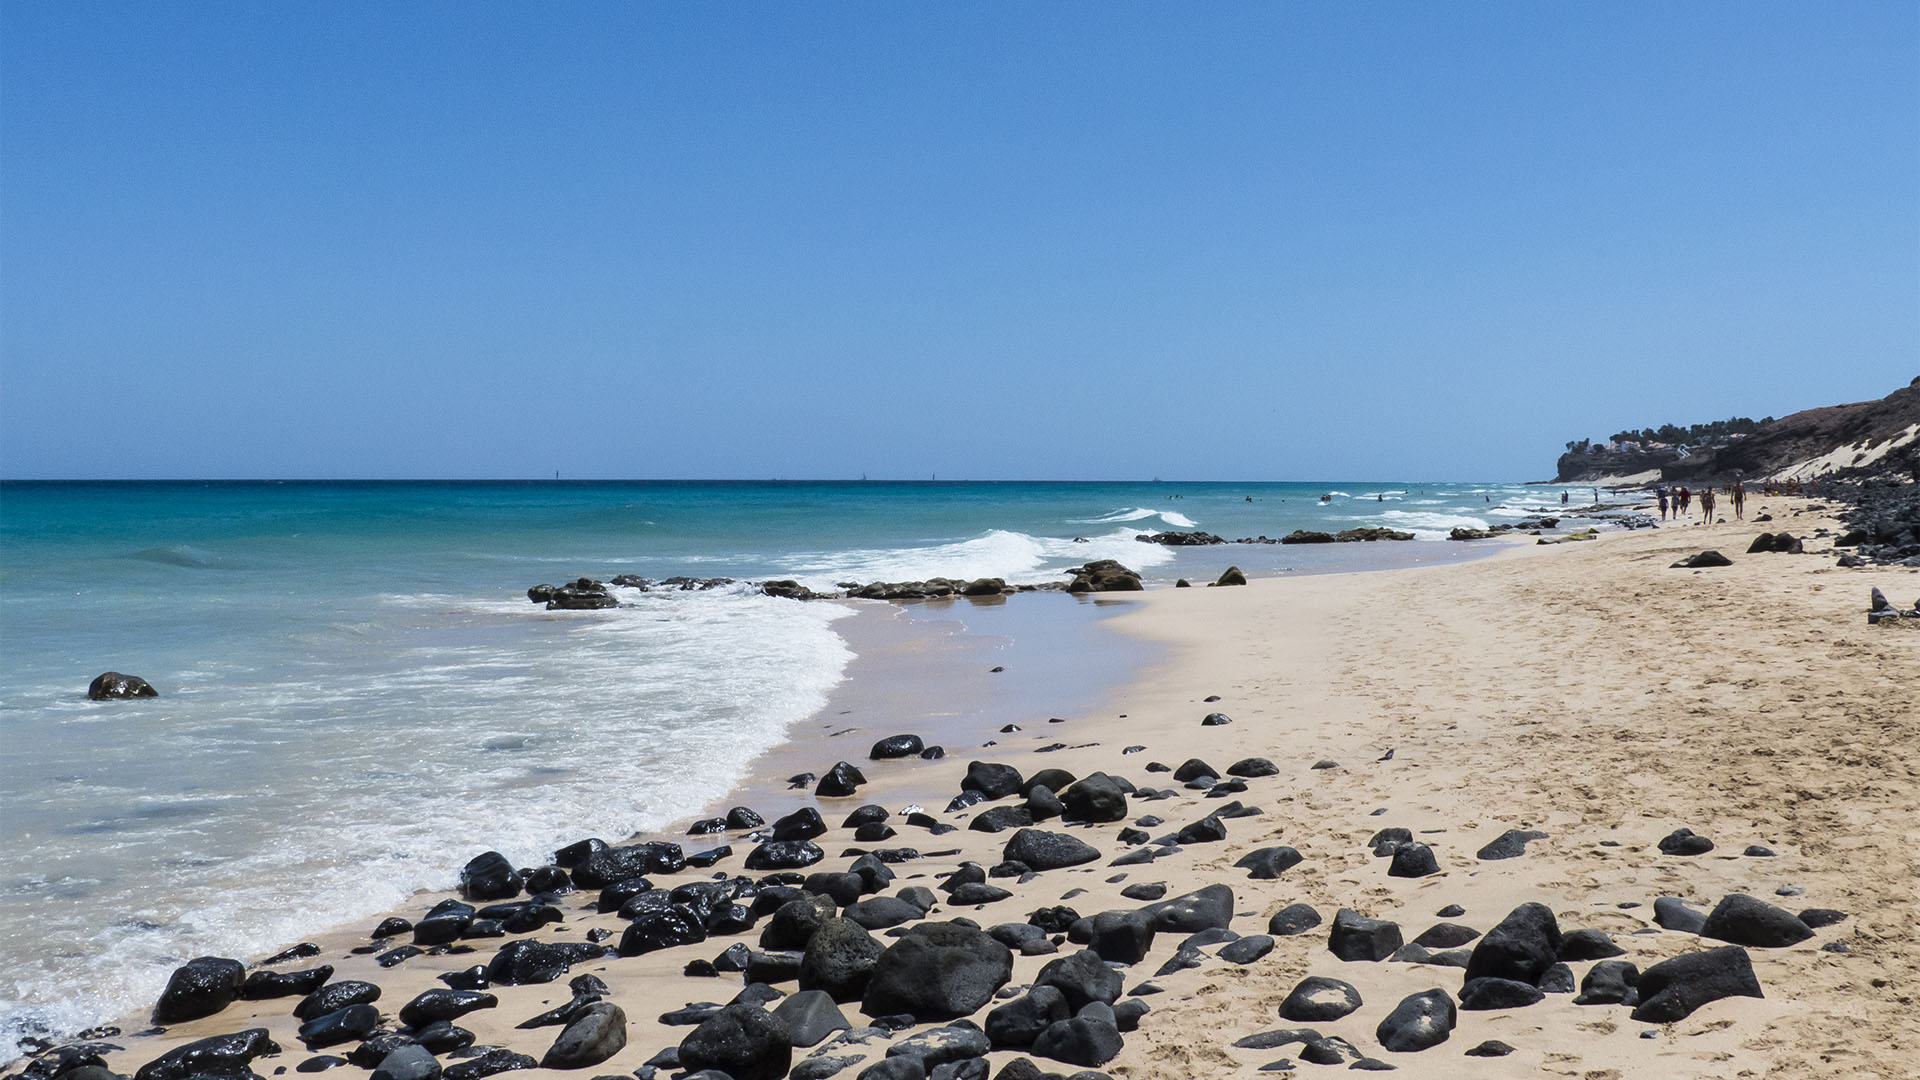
left=19, top=497, right=1917, bottom=1079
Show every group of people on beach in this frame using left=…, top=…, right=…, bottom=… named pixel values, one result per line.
left=1656, top=480, right=1745, bottom=523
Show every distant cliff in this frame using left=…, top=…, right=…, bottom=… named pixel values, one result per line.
left=1553, top=446, right=1683, bottom=484
left=1553, top=377, right=1920, bottom=487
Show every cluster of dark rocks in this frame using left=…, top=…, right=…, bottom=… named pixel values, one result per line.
left=1133, top=528, right=1416, bottom=547
left=525, top=561, right=1152, bottom=610
left=23, top=718, right=1852, bottom=1080
left=1745, top=532, right=1804, bottom=554
left=1447, top=517, right=1561, bottom=541
left=1830, top=479, right=1920, bottom=565
left=1273, top=528, right=1415, bottom=545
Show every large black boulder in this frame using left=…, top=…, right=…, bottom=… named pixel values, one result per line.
left=1327, top=909, right=1402, bottom=961
left=1002, top=829, right=1099, bottom=871
left=540, top=1001, right=627, bottom=1069
left=963, top=762, right=1025, bottom=800
left=1278, top=977, right=1361, bottom=1022
left=152, top=956, right=246, bottom=1024
left=460, top=851, right=523, bottom=901
left=488, top=940, right=603, bottom=985
left=620, top=907, right=708, bottom=956
left=862, top=922, right=1014, bottom=1021
left=1035, top=949, right=1122, bottom=1012
left=297, top=1003, right=382, bottom=1048
left=870, top=735, right=925, bottom=760
left=399, top=988, right=497, bottom=1028
left=1653, top=896, right=1709, bottom=933
left=986, top=986, right=1070, bottom=1048
left=772, top=807, right=829, bottom=842
left=1374, top=989, right=1455, bottom=1053
left=1630, top=946, right=1764, bottom=1022
left=1059, top=775, right=1128, bottom=823
left=89, top=671, right=159, bottom=699
left=1064, top=559, right=1142, bottom=592
left=678, top=1003, right=792, bottom=1080
left=970, top=806, right=1035, bottom=833
left=762, top=894, right=839, bottom=950
left=1574, top=960, right=1641, bottom=1006
left=1387, top=841, right=1441, bottom=878
left=1141, top=884, right=1235, bottom=932
left=1464, top=902, right=1562, bottom=986
left=1268, top=903, right=1322, bottom=936
left=240, top=963, right=333, bottom=1000
left=745, top=840, right=826, bottom=870
left=1030, top=1016, right=1123, bottom=1067
left=771, top=989, right=851, bottom=1049
left=801, top=917, right=888, bottom=1002
left=134, top=1030, right=281, bottom=1080
left=294, top=980, right=380, bottom=1020
left=843, top=895, right=924, bottom=931
left=816, top=761, right=869, bottom=798
left=571, top=842, right=684, bottom=887
left=1086, top=909, right=1156, bottom=964
left=1699, top=894, right=1815, bottom=948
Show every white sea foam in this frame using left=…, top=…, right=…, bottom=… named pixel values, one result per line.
left=785, top=527, right=1171, bottom=588
left=1376, top=509, right=1491, bottom=538
left=0, top=589, right=854, bottom=1062
left=1068, top=507, right=1200, bottom=529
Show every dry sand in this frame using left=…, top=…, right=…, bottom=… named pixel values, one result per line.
left=71, top=498, right=1918, bottom=1080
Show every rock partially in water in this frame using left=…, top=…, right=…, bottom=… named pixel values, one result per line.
left=88, top=671, right=158, bottom=700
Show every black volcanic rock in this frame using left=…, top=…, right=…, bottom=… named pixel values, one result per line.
left=1279, top=977, right=1361, bottom=1022
left=1475, top=829, right=1548, bottom=860
left=815, top=761, right=868, bottom=797
left=152, top=956, right=245, bottom=1024
left=963, top=762, right=1025, bottom=800
left=540, top=1001, right=628, bottom=1069
left=1063, top=559, right=1142, bottom=592
left=1699, top=894, right=1815, bottom=948
left=862, top=922, right=1014, bottom=1021
left=677, top=1004, right=791, bottom=1080
left=1327, top=909, right=1402, bottom=962
left=870, top=735, right=925, bottom=760
left=88, top=671, right=159, bottom=700
left=1002, top=830, right=1099, bottom=871
left=134, top=1029, right=281, bottom=1080
left=1658, top=827, right=1715, bottom=856
left=1630, top=946, right=1764, bottom=1022
left=1375, top=989, right=1455, bottom=1053
left=1464, top=903, right=1562, bottom=986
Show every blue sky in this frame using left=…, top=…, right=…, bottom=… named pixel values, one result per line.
left=3, top=3, right=1914, bottom=480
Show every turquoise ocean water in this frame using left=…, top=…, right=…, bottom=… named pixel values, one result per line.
left=0, top=479, right=1589, bottom=1055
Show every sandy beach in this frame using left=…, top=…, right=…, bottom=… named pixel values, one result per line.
left=47, top=497, right=1918, bottom=1080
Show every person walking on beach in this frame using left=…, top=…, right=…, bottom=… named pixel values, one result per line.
left=1699, top=486, right=1716, bottom=523
left=1657, top=487, right=1669, bottom=520
left=1731, top=479, right=1746, bottom=520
